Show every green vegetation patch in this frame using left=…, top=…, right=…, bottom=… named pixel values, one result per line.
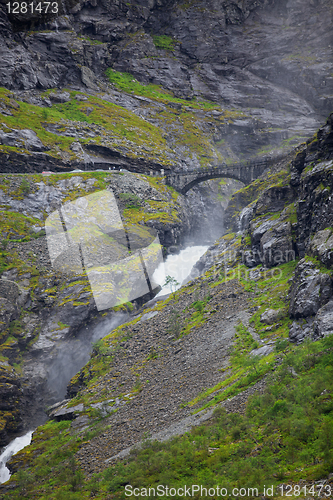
left=105, top=69, right=178, bottom=102
left=181, top=294, right=212, bottom=336
left=105, top=69, right=216, bottom=110
left=0, top=88, right=173, bottom=167
left=0, top=243, right=38, bottom=276
left=248, top=260, right=298, bottom=338
left=0, top=211, right=43, bottom=242
left=152, top=35, right=178, bottom=51
left=0, top=82, right=246, bottom=170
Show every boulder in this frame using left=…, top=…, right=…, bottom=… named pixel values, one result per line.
left=0, top=129, right=47, bottom=152
left=308, top=228, right=333, bottom=268
left=250, top=344, right=274, bottom=356
left=289, top=318, right=314, bottom=343
left=81, top=66, right=99, bottom=90
left=49, top=92, right=71, bottom=103
left=260, top=308, right=284, bottom=325
left=47, top=400, right=84, bottom=421
left=0, top=279, right=20, bottom=302
left=289, top=258, right=332, bottom=318
left=260, top=221, right=294, bottom=268
left=249, top=215, right=295, bottom=268
left=313, top=300, right=333, bottom=340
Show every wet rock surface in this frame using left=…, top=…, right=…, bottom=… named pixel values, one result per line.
left=309, top=229, right=333, bottom=268
left=313, top=300, right=333, bottom=340
left=288, top=318, right=315, bottom=344
left=0, top=129, right=47, bottom=152
left=0, top=363, right=22, bottom=447
left=260, top=308, right=284, bottom=325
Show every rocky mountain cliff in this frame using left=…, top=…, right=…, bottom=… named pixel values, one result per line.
left=0, top=0, right=333, bottom=497
left=0, top=0, right=332, bottom=173
left=198, top=112, right=333, bottom=345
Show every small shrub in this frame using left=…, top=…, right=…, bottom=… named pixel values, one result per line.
left=275, top=339, right=289, bottom=352
left=133, top=374, right=143, bottom=392
left=192, top=294, right=211, bottom=312
left=119, top=192, right=142, bottom=208
left=20, top=178, right=30, bottom=195
left=163, top=275, right=180, bottom=300
left=152, top=35, right=178, bottom=51
left=1, top=239, right=8, bottom=250
left=167, top=309, right=183, bottom=337
left=147, top=347, right=159, bottom=360
left=92, top=339, right=112, bottom=356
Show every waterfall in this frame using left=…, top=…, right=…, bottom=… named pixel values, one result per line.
left=0, top=431, right=33, bottom=484
left=153, top=245, right=209, bottom=296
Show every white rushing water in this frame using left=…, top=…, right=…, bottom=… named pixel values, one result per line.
left=153, top=245, right=209, bottom=296
left=0, top=430, right=33, bottom=484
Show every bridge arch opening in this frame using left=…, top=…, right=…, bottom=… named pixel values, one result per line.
left=179, top=173, right=245, bottom=194
left=165, top=159, right=272, bottom=195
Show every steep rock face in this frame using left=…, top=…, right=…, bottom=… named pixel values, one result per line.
left=313, top=300, right=333, bottom=340
left=261, top=116, right=333, bottom=341
left=225, top=113, right=333, bottom=262
left=291, top=118, right=333, bottom=256
left=0, top=363, right=22, bottom=447
left=0, top=0, right=332, bottom=172
left=248, top=210, right=295, bottom=268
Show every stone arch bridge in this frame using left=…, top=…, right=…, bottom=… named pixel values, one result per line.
left=165, top=158, right=274, bottom=194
